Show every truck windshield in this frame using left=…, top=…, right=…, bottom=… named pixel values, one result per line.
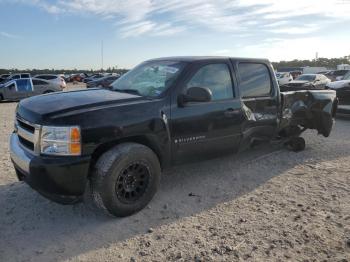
left=111, top=60, right=186, bottom=97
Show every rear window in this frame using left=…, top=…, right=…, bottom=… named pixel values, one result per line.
left=238, top=63, right=272, bottom=98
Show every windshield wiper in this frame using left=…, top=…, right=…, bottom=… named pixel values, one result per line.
left=113, top=88, right=142, bottom=96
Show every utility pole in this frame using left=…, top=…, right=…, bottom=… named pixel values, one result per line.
left=101, top=40, right=104, bottom=72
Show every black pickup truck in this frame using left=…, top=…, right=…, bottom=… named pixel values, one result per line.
left=10, top=57, right=337, bottom=217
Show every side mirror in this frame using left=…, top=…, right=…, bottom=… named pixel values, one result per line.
left=178, top=87, right=212, bottom=107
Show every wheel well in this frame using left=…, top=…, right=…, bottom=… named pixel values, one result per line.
left=89, top=136, right=163, bottom=174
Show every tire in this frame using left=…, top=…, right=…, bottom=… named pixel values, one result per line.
left=89, top=143, right=161, bottom=217
left=0, top=94, right=3, bottom=101
left=287, top=137, right=306, bottom=152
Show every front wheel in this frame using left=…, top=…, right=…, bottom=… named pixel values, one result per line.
left=89, top=143, right=161, bottom=217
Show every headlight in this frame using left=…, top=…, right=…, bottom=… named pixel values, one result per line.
left=40, top=126, right=81, bottom=156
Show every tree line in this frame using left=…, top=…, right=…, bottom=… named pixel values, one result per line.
left=1, top=56, right=349, bottom=75
left=272, top=56, right=350, bottom=70
left=0, top=66, right=128, bottom=75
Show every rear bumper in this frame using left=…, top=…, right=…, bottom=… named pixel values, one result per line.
left=10, top=133, right=91, bottom=202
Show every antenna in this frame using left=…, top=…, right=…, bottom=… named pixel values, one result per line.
left=101, top=40, right=104, bottom=71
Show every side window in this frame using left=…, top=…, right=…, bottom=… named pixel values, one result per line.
left=37, top=75, right=48, bottom=80
left=238, top=63, right=272, bottom=98
left=32, top=79, right=49, bottom=85
left=186, top=63, right=234, bottom=101
left=45, top=75, right=56, bottom=80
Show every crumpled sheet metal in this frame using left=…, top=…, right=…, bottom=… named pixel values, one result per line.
left=280, top=90, right=337, bottom=137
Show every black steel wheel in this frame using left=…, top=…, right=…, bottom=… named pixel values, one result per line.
left=115, top=162, right=150, bottom=204
left=90, top=143, right=161, bottom=217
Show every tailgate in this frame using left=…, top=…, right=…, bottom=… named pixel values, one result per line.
left=280, top=90, right=338, bottom=137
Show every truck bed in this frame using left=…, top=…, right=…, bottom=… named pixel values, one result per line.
left=279, top=90, right=337, bottom=137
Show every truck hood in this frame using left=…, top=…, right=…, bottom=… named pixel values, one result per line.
left=17, top=88, right=142, bottom=123
left=327, top=80, right=350, bottom=89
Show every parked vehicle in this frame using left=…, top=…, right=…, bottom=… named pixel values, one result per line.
left=83, top=73, right=105, bottom=83
left=34, top=74, right=66, bottom=89
left=325, top=70, right=350, bottom=82
left=275, top=72, right=293, bottom=85
left=280, top=74, right=331, bottom=91
left=289, top=70, right=302, bottom=79
left=0, top=74, right=10, bottom=82
left=302, top=67, right=327, bottom=74
left=86, top=75, right=120, bottom=88
left=0, top=73, right=31, bottom=84
left=69, top=73, right=88, bottom=82
left=326, top=71, right=350, bottom=105
left=0, top=78, right=62, bottom=101
left=10, top=57, right=337, bottom=217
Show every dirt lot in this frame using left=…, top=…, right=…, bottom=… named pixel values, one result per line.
left=0, top=101, right=349, bottom=262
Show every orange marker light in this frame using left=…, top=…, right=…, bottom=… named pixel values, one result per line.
left=70, top=127, right=81, bottom=155
left=70, top=127, right=81, bottom=142
left=70, top=143, right=81, bottom=155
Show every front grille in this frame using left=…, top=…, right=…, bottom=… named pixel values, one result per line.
left=17, top=119, right=35, bottom=133
left=15, top=117, right=41, bottom=154
left=18, top=136, right=34, bottom=151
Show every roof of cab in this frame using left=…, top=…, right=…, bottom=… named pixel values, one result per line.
left=147, top=56, right=270, bottom=63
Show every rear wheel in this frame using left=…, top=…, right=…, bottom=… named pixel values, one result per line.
left=0, top=94, right=3, bottom=101
left=287, top=137, right=306, bottom=152
left=89, top=143, right=161, bottom=217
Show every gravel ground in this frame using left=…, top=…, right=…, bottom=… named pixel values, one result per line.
left=0, top=101, right=349, bottom=262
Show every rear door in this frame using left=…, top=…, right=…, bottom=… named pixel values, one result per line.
left=234, top=61, right=278, bottom=147
left=170, top=60, right=245, bottom=164
left=3, top=81, right=17, bottom=100
left=32, top=79, right=50, bottom=95
left=15, top=79, right=33, bottom=99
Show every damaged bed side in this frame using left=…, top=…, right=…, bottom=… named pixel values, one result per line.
left=279, top=90, right=338, bottom=138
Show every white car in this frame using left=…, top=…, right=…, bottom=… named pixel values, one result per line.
left=327, top=71, right=350, bottom=90
left=275, top=72, right=293, bottom=85
left=34, top=74, right=66, bottom=89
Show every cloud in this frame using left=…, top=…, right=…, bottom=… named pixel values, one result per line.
left=0, top=31, right=20, bottom=39
left=6, top=0, right=350, bottom=38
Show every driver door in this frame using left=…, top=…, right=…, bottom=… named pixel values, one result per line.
left=170, top=61, right=244, bottom=164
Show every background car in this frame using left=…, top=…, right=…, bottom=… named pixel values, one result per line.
left=280, top=74, right=330, bottom=91
left=325, top=70, right=350, bottom=82
left=1, top=73, right=31, bottom=84
left=326, top=71, right=350, bottom=105
left=68, top=73, right=88, bottom=82
left=0, top=74, right=10, bottom=82
left=275, top=72, right=293, bottom=85
left=34, top=74, right=66, bottom=89
left=86, top=75, right=120, bottom=88
left=289, top=70, right=302, bottom=79
left=0, top=78, right=62, bottom=101
left=83, top=73, right=108, bottom=83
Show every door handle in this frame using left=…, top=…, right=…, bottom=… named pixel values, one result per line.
left=224, top=108, right=239, bottom=117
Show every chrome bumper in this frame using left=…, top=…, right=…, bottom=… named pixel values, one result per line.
left=10, top=133, right=33, bottom=173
